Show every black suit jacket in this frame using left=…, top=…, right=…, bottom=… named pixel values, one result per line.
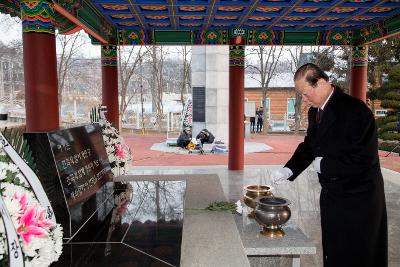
left=286, top=87, right=380, bottom=185
left=284, top=87, right=387, bottom=267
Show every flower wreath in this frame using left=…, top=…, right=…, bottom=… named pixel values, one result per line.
left=0, top=147, right=63, bottom=267
left=99, top=119, right=132, bottom=176
left=181, top=98, right=193, bottom=131
left=90, top=106, right=132, bottom=177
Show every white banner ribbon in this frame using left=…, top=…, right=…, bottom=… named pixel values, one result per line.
left=0, top=133, right=55, bottom=222
left=0, top=196, right=24, bottom=267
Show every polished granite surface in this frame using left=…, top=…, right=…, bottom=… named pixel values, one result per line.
left=25, top=125, right=115, bottom=238
left=129, top=165, right=400, bottom=267
left=54, top=181, right=186, bottom=267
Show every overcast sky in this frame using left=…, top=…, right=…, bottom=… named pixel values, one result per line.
left=0, top=13, right=101, bottom=58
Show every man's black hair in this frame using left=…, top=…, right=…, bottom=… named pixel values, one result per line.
left=294, top=63, right=329, bottom=87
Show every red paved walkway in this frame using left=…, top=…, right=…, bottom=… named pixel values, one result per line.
left=123, top=132, right=400, bottom=172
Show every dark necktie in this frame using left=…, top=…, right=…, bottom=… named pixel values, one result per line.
left=316, top=108, right=322, bottom=124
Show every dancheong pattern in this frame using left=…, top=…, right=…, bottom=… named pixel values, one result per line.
left=229, top=46, right=245, bottom=67
left=322, top=31, right=352, bottom=45
left=101, top=45, right=117, bottom=67
left=352, top=46, right=368, bottom=67
left=21, top=0, right=55, bottom=34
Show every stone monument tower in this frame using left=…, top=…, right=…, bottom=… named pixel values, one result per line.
left=191, top=46, right=229, bottom=143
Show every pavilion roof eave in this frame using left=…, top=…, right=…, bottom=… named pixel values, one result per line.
left=54, top=0, right=400, bottom=46
left=0, top=0, right=399, bottom=46
left=53, top=2, right=107, bottom=44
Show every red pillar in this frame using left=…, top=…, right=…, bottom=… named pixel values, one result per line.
left=350, top=45, right=368, bottom=102
left=101, top=45, right=119, bottom=129
left=22, top=0, right=59, bottom=131
left=228, top=45, right=245, bottom=170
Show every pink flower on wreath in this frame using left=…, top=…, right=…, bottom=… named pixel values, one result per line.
left=115, top=144, right=126, bottom=159
left=17, top=206, right=49, bottom=244
left=36, top=209, right=54, bottom=228
left=13, top=192, right=28, bottom=212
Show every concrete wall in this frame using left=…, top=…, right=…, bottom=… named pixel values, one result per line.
left=191, top=46, right=229, bottom=142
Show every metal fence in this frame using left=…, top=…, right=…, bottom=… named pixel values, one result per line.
left=122, top=112, right=182, bottom=132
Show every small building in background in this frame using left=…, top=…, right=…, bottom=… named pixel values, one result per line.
left=244, top=86, right=309, bottom=131
left=244, top=72, right=309, bottom=131
left=245, top=86, right=387, bottom=132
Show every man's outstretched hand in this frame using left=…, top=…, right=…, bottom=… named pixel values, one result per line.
left=271, top=167, right=293, bottom=185
left=312, top=157, right=323, bottom=174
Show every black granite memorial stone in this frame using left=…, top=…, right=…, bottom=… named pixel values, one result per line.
left=193, top=86, right=205, bottom=122
left=54, top=181, right=186, bottom=267
left=24, top=124, right=114, bottom=238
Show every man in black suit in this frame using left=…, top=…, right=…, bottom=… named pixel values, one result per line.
left=271, top=63, right=387, bottom=267
left=250, top=116, right=256, bottom=133
left=256, top=107, right=263, bottom=132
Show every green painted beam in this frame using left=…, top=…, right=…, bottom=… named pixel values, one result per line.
left=154, top=30, right=193, bottom=44
left=283, top=32, right=320, bottom=45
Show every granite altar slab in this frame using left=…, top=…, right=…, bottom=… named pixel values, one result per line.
left=234, top=214, right=316, bottom=256
left=118, top=174, right=251, bottom=267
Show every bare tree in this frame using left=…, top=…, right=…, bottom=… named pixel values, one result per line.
left=146, top=46, right=168, bottom=131
left=287, top=46, right=304, bottom=134
left=56, top=31, right=88, bottom=112
left=71, top=58, right=101, bottom=100
left=117, top=46, right=146, bottom=127
left=311, top=46, right=335, bottom=72
left=139, top=57, right=145, bottom=134
left=330, top=47, right=351, bottom=94
left=0, top=16, right=24, bottom=107
left=176, top=46, right=191, bottom=108
left=247, top=46, right=283, bottom=133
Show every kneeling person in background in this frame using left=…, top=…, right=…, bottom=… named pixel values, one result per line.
left=196, top=129, right=215, bottom=145
left=177, top=128, right=192, bottom=148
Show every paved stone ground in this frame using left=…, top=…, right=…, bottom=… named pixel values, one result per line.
left=123, top=132, right=400, bottom=172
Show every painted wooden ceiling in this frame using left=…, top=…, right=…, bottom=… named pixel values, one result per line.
left=90, top=0, right=400, bottom=32
left=1, top=0, right=399, bottom=44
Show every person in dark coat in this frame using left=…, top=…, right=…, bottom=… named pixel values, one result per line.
left=177, top=128, right=192, bottom=148
left=196, top=129, right=215, bottom=145
left=256, top=107, right=263, bottom=132
left=250, top=116, right=256, bottom=133
left=271, top=63, right=387, bottom=267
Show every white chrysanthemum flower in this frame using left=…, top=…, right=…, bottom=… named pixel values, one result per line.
left=2, top=183, right=36, bottom=204
left=51, top=225, right=63, bottom=258
left=0, top=161, right=9, bottom=170
left=24, top=236, right=49, bottom=257
left=37, top=237, right=56, bottom=258
left=106, top=146, right=114, bottom=154
left=0, top=223, right=6, bottom=260
left=15, top=172, right=29, bottom=186
left=29, top=254, right=52, bottom=267
left=6, top=162, right=20, bottom=174
left=2, top=194, right=21, bottom=216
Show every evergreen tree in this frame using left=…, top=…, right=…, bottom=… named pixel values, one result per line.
left=368, top=36, right=400, bottom=89
left=376, top=65, right=400, bottom=141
